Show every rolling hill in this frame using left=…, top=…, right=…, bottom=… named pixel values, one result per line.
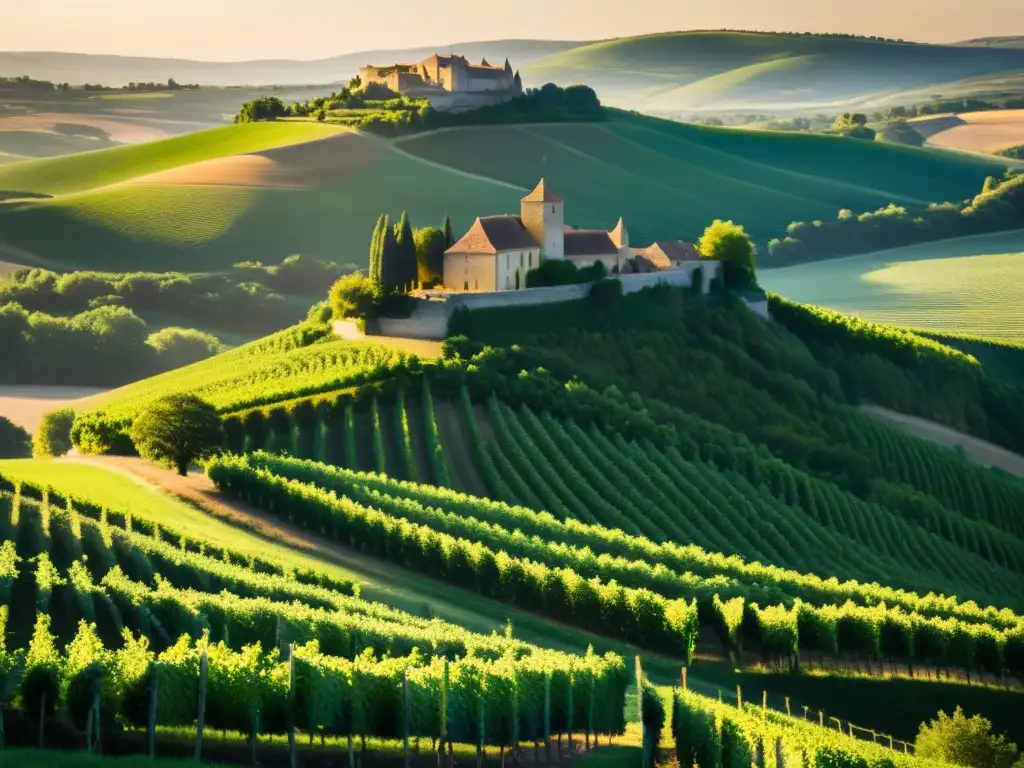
left=0, top=114, right=1016, bottom=272
left=522, top=31, right=1024, bottom=112
left=760, top=229, right=1024, bottom=341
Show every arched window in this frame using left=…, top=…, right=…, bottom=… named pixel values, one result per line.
left=463, top=281, right=469, bottom=291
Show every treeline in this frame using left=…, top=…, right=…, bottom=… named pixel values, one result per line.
left=0, top=76, right=199, bottom=93
left=766, top=171, right=1024, bottom=265
left=237, top=83, right=603, bottom=137
left=2, top=254, right=352, bottom=335
left=0, top=302, right=223, bottom=386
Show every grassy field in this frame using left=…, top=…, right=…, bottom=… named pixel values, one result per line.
left=522, top=31, right=1024, bottom=111
left=761, top=229, right=1024, bottom=341
left=0, top=124, right=520, bottom=271
left=1, top=113, right=1018, bottom=272
left=399, top=114, right=1019, bottom=244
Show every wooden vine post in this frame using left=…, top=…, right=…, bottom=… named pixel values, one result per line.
left=543, top=672, right=552, bottom=763
left=438, top=659, right=449, bottom=768
left=736, top=685, right=743, bottom=711
left=147, top=665, right=159, bottom=758
left=195, top=650, right=208, bottom=761
left=403, top=668, right=411, bottom=768
left=288, top=644, right=297, bottom=768
left=761, top=690, right=767, bottom=716
left=681, top=667, right=687, bottom=692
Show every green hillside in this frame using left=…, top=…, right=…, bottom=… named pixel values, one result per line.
left=522, top=31, right=1024, bottom=111
left=760, top=229, right=1024, bottom=341
left=1, top=114, right=1015, bottom=272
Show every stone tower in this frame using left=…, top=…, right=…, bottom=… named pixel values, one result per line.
left=520, top=179, right=564, bottom=260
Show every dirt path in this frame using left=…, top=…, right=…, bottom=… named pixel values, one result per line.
left=0, top=385, right=108, bottom=434
left=861, top=405, right=1024, bottom=478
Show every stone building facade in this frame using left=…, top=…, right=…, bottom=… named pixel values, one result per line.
left=359, top=54, right=520, bottom=98
left=442, top=180, right=645, bottom=292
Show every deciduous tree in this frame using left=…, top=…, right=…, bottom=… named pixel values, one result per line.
left=697, top=219, right=757, bottom=288
left=916, top=708, right=1021, bottom=768
left=129, top=394, right=223, bottom=476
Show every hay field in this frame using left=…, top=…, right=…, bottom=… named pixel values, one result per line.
left=761, top=230, right=1024, bottom=341
left=0, top=111, right=167, bottom=144
left=911, top=110, right=1024, bottom=152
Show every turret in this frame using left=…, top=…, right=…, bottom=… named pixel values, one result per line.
left=513, top=70, right=523, bottom=94
left=520, top=179, right=564, bottom=260
left=504, top=58, right=513, bottom=74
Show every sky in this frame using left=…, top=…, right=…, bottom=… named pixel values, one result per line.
left=3, top=0, right=1019, bottom=61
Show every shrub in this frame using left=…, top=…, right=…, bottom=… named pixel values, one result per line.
left=697, top=220, right=757, bottom=288
left=916, top=707, right=1021, bottom=768
left=0, top=416, right=31, bottom=458
left=589, top=278, right=623, bottom=314
left=129, top=394, right=224, bottom=475
left=146, top=327, right=224, bottom=370
left=33, top=408, right=75, bottom=457
left=329, top=273, right=376, bottom=320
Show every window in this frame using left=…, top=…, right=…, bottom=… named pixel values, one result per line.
left=520, top=252, right=524, bottom=267
left=463, top=281, right=469, bottom=291
left=551, top=205, right=555, bottom=213
left=529, top=252, right=533, bottom=267
left=474, top=280, right=479, bottom=290
left=506, top=253, right=509, bottom=269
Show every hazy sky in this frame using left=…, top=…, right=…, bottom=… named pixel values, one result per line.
left=3, top=0, right=1019, bottom=60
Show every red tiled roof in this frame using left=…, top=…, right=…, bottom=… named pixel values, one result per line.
left=564, top=229, right=618, bottom=256
left=445, top=215, right=539, bottom=255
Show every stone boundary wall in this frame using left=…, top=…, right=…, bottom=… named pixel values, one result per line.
left=336, top=261, right=721, bottom=341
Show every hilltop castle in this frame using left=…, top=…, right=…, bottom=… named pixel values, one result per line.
left=359, top=53, right=522, bottom=99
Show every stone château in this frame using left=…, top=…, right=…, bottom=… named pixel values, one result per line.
left=359, top=53, right=522, bottom=102
left=443, top=179, right=704, bottom=293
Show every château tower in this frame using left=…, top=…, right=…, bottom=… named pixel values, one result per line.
left=520, top=179, right=564, bottom=259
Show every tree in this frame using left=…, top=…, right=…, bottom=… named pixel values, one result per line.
left=442, top=214, right=454, bottom=249
left=146, top=327, right=223, bottom=370
left=368, top=214, right=387, bottom=296
left=379, top=215, right=401, bottom=294
left=235, top=96, right=286, bottom=123
left=394, top=211, right=418, bottom=291
left=33, top=408, right=75, bottom=457
left=0, top=416, right=31, bottom=459
left=329, top=273, right=376, bottom=319
left=414, top=226, right=447, bottom=286
left=697, top=219, right=757, bottom=288
left=916, top=708, right=1021, bottom=768
left=129, top=394, right=223, bottom=476
left=831, top=112, right=876, bottom=141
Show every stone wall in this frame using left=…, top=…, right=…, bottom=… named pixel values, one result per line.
left=338, top=261, right=722, bottom=342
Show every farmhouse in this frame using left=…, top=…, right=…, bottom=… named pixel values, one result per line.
left=359, top=54, right=521, bottom=99
left=443, top=179, right=683, bottom=292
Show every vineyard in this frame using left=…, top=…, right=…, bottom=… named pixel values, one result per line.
left=0, top=476, right=630, bottom=759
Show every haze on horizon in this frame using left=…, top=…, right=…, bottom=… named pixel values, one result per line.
left=4, top=0, right=1021, bottom=61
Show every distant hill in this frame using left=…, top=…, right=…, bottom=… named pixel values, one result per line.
left=522, top=31, right=1024, bottom=112
left=958, top=36, right=1024, bottom=49
left=0, top=40, right=585, bottom=87
left=0, top=113, right=1015, bottom=273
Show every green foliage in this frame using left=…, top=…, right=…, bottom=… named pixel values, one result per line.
left=0, top=417, right=31, bottom=459
left=414, top=226, right=447, bottom=287
left=145, top=327, right=223, bottom=369
left=697, top=220, right=757, bottom=288
left=915, top=707, right=1021, bottom=768
left=129, top=394, right=224, bottom=475
left=394, top=211, right=418, bottom=291
left=235, top=96, right=287, bottom=123
left=329, top=273, right=376, bottom=320
left=33, top=408, right=75, bottom=458
left=526, top=259, right=606, bottom=288
left=767, top=173, right=1024, bottom=266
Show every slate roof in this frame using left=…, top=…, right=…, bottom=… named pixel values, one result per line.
left=521, top=179, right=563, bottom=203
left=564, top=229, right=619, bottom=256
left=445, top=216, right=539, bottom=255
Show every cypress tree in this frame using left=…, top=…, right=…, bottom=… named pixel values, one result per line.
left=369, top=214, right=386, bottom=295
left=380, top=215, right=400, bottom=294
left=442, top=214, right=454, bottom=248
left=394, top=211, right=417, bottom=291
